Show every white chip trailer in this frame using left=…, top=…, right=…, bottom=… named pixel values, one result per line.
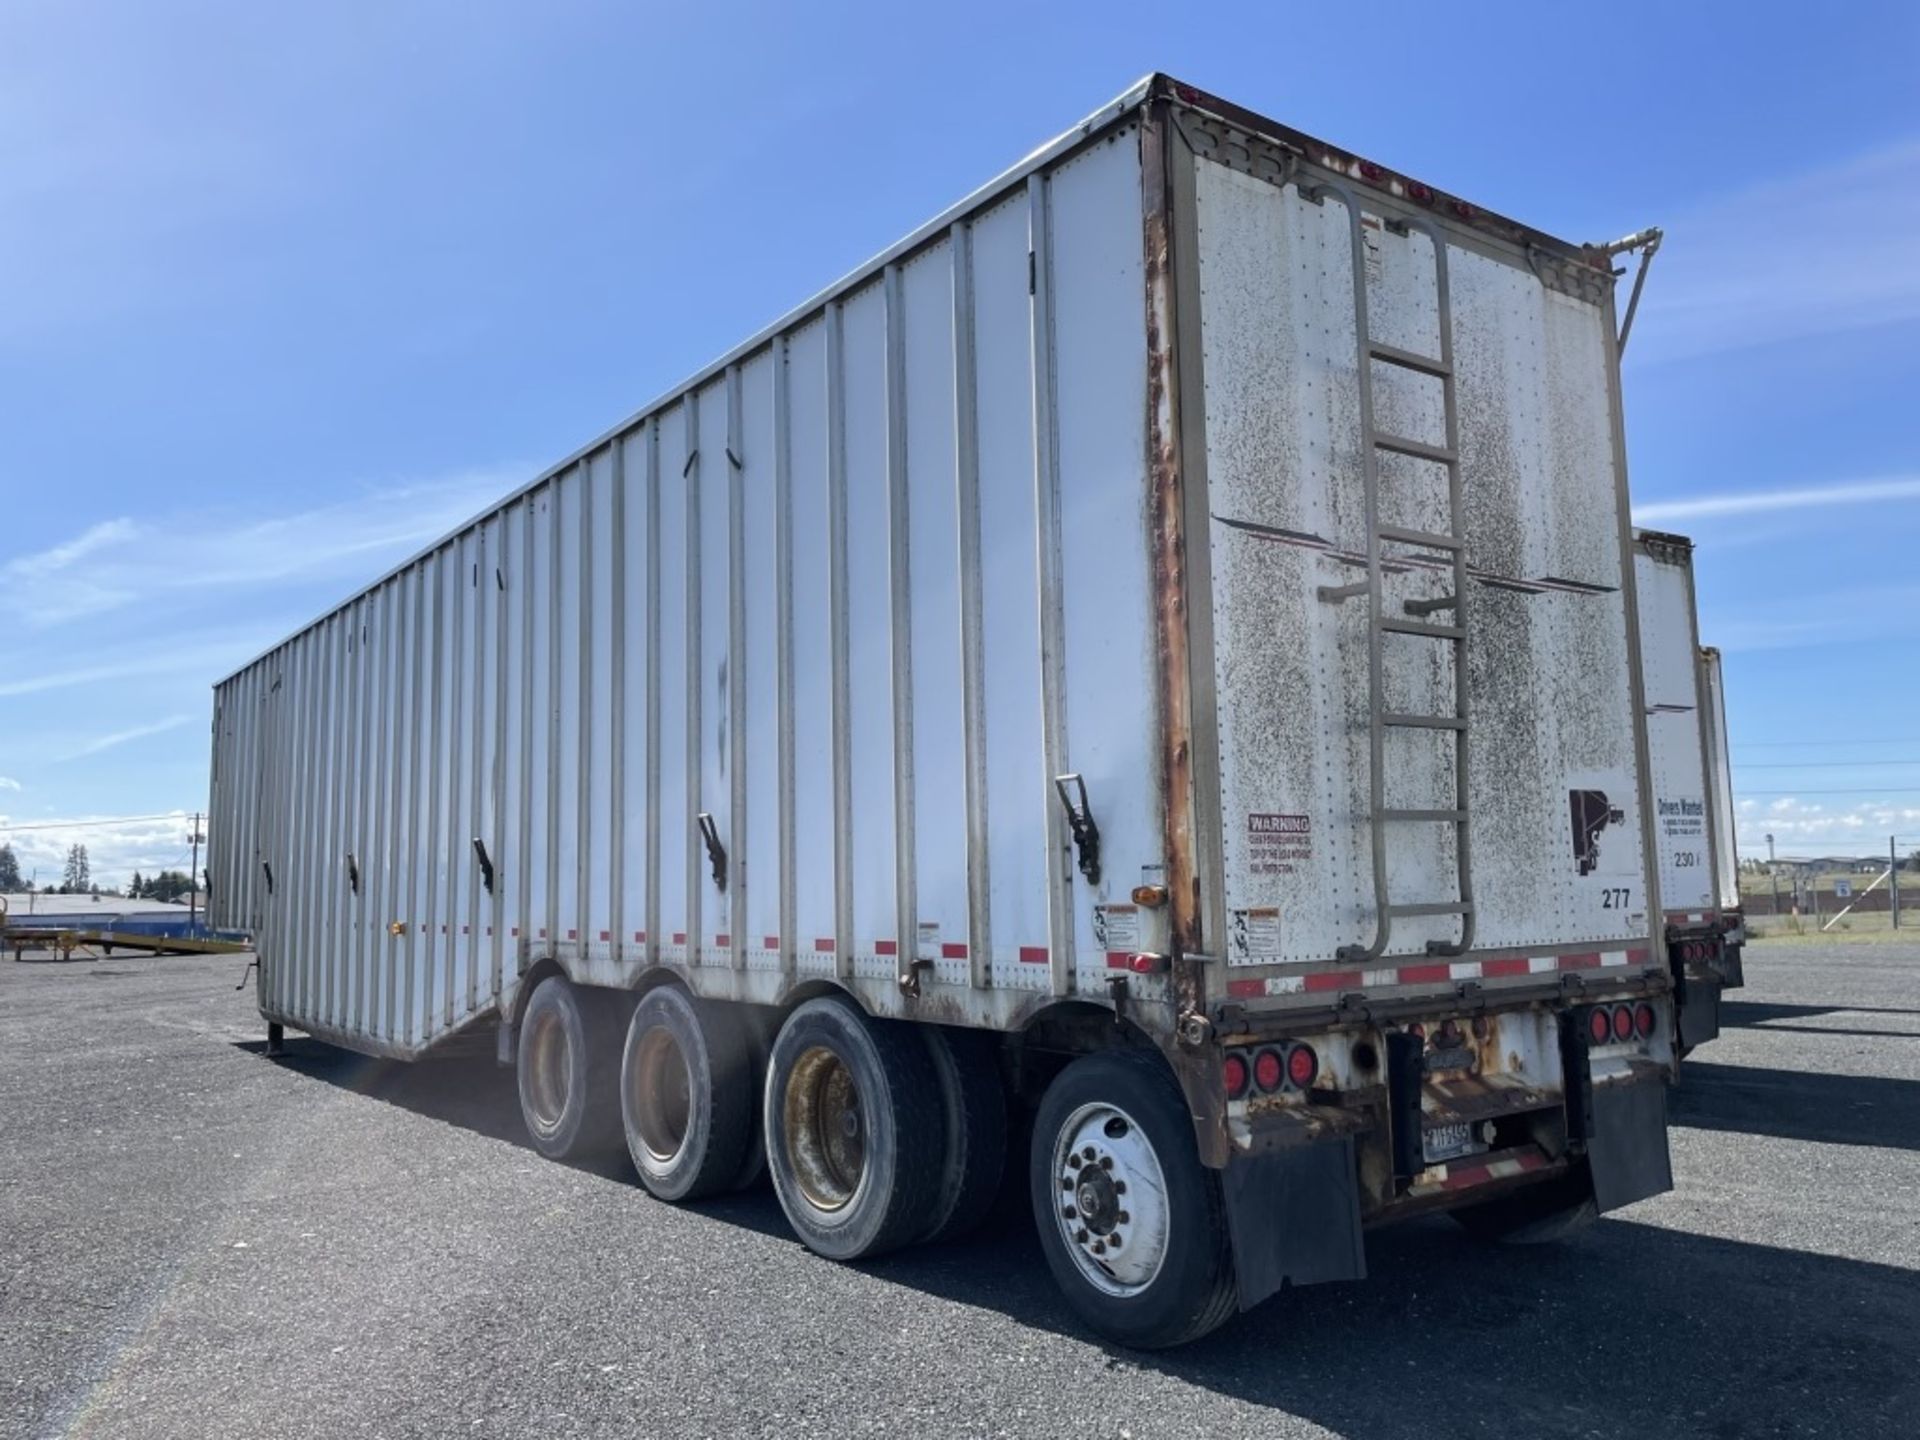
left=1631, top=530, right=1742, bottom=1052
left=210, top=75, right=1675, bottom=1347
left=1699, top=644, right=1747, bottom=981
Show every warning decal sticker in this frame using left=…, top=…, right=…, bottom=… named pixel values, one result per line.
left=1247, top=813, right=1311, bottom=877
left=1228, top=906, right=1282, bottom=965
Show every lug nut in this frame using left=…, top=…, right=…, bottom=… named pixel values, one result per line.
left=1113, top=1180, right=1126, bottom=1195
left=1099, top=1156, right=1113, bottom=1170
left=1059, top=1177, right=1072, bottom=1191
left=1075, top=1227, right=1089, bottom=1243
left=1067, top=1153, right=1082, bottom=1169
left=1116, top=1210, right=1129, bottom=1225
left=1082, top=1146, right=1096, bottom=1162
left=1092, top=1240, right=1106, bottom=1255
left=1108, top=1233, right=1123, bottom=1248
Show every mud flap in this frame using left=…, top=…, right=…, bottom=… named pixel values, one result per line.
left=1586, top=1077, right=1672, bottom=1213
left=1677, top=980, right=1721, bottom=1051
left=1220, top=1136, right=1366, bottom=1311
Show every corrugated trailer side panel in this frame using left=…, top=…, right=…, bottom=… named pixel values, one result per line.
left=213, top=119, right=1167, bottom=1053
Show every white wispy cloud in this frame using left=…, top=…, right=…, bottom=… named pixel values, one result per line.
left=0, top=777, right=21, bottom=791
left=1734, top=795, right=1920, bottom=855
left=0, top=630, right=286, bottom=700
left=1631, top=138, right=1920, bottom=365
left=1634, top=475, right=1920, bottom=525
left=0, top=811, right=198, bottom=893
left=57, top=714, right=194, bottom=762
left=0, top=466, right=524, bottom=630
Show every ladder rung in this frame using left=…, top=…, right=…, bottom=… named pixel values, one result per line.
left=1402, top=594, right=1458, bottom=616
left=1382, top=617, right=1464, bottom=640
left=1379, top=808, right=1467, bottom=822
left=1373, top=433, right=1458, bottom=465
left=1317, top=580, right=1370, bottom=603
left=1384, top=713, right=1468, bottom=731
left=1378, top=524, right=1463, bottom=552
left=1389, top=901, right=1476, bottom=917
left=1368, top=342, right=1451, bottom=378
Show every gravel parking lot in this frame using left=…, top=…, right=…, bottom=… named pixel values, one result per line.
left=5, top=941, right=1917, bottom=1439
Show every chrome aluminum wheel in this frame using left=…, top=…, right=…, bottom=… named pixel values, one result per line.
left=1050, top=1101, right=1170, bottom=1297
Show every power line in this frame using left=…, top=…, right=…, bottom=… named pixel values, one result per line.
left=0, top=812, right=195, bottom=836
left=1733, top=737, right=1920, bottom=748
left=1737, top=759, right=1920, bottom=769
left=1736, top=788, right=1920, bottom=796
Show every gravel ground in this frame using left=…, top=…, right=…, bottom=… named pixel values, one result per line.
left=4, top=941, right=1917, bottom=1439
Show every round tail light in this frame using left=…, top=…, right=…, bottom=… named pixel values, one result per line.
left=1224, top=1053, right=1250, bottom=1101
left=1588, top=1007, right=1612, bottom=1045
left=1634, top=1002, right=1656, bottom=1038
left=1253, top=1048, right=1285, bottom=1093
left=1287, top=1043, right=1319, bottom=1089
left=1612, top=1005, right=1634, bottom=1042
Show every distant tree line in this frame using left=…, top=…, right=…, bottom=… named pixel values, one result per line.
left=126, top=869, right=195, bottom=903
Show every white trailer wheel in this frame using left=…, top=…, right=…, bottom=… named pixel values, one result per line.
left=1030, top=1050, right=1236, bottom=1349
left=1049, top=1101, right=1172, bottom=1296
left=621, top=985, right=754, bottom=1203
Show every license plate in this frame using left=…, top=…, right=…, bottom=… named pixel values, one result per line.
left=1422, top=1122, right=1483, bottom=1164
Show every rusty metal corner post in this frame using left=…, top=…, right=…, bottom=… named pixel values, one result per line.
left=1142, top=98, right=1229, bottom=1169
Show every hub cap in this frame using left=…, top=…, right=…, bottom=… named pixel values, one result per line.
left=1050, top=1102, right=1170, bottom=1297
left=783, top=1044, right=865, bottom=1211
left=524, top=1007, right=571, bottom=1138
left=628, top=1024, right=691, bottom=1163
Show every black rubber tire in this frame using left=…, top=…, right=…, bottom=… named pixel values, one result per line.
left=621, top=985, right=755, bottom=1202
left=1030, top=1048, right=1238, bottom=1349
left=727, top=1008, right=776, bottom=1193
left=918, top=1026, right=1008, bottom=1244
left=515, top=975, right=624, bottom=1161
left=1450, top=1169, right=1598, bottom=1244
left=764, top=995, right=945, bottom=1261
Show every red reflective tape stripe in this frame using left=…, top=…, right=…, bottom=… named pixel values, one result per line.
left=567, top=929, right=577, bottom=941
left=715, top=934, right=730, bottom=947
left=1559, top=951, right=1603, bottom=970
left=1226, top=978, right=1266, bottom=998
left=599, top=930, right=609, bottom=942
left=510, top=927, right=519, bottom=938
left=1396, top=963, right=1451, bottom=984
left=763, top=935, right=780, bottom=950
left=940, top=942, right=968, bottom=959
left=671, top=932, right=686, bottom=945
left=814, top=938, right=836, bottom=953
left=1625, top=947, right=1652, bottom=964
left=1019, top=946, right=1049, bottom=965
left=1303, top=970, right=1361, bottom=992
left=634, top=930, right=646, bottom=942
left=1105, top=951, right=1132, bottom=970
left=1482, top=956, right=1530, bottom=978
left=875, top=940, right=897, bottom=956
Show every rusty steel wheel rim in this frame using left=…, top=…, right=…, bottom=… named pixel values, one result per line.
left=629, top=1023, right=692, bottom=1163
left=782, top=1044, right=865, bottom=1212
left=524, top=1006, right=572, bottom=1138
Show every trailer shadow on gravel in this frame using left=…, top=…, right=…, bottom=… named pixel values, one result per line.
left=1670, top=1060, right=1920, bottom=1152
left=241, top=1033, right=1918, bottom=1437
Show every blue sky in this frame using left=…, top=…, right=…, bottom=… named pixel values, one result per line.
left=2, top=0, right=1917, bottom=885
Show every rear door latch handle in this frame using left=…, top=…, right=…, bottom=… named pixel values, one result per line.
left=1052, top=773, right=1101, bottom=886
left=697, top=813, right=728, bottom=893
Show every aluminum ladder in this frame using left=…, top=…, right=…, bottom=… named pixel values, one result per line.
left=1310, top=180, right=1474, bottom=963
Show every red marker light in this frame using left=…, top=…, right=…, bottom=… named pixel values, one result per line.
left=1224, top=1053, right=1250, bottom=1101
left=1612, top=1005, right=1635, bottom=1042
left=1588, top=1008, right=1612, bottom=1045
left=1634, top=1002, right=1656, bottom=1039
left=1287, top=1043, right=1319, bottom=1089
left=1253, top=1048, right=1285, bottom=1093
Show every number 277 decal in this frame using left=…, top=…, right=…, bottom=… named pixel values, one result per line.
left=1600, top=887, right=1632, bottom=909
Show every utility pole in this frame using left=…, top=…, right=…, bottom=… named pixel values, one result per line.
left=1894, top=835, right=1903, bottom=931
left=1767, top=833, right=1780, bottom=920
left=188, top=813, right=206, bottom=933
